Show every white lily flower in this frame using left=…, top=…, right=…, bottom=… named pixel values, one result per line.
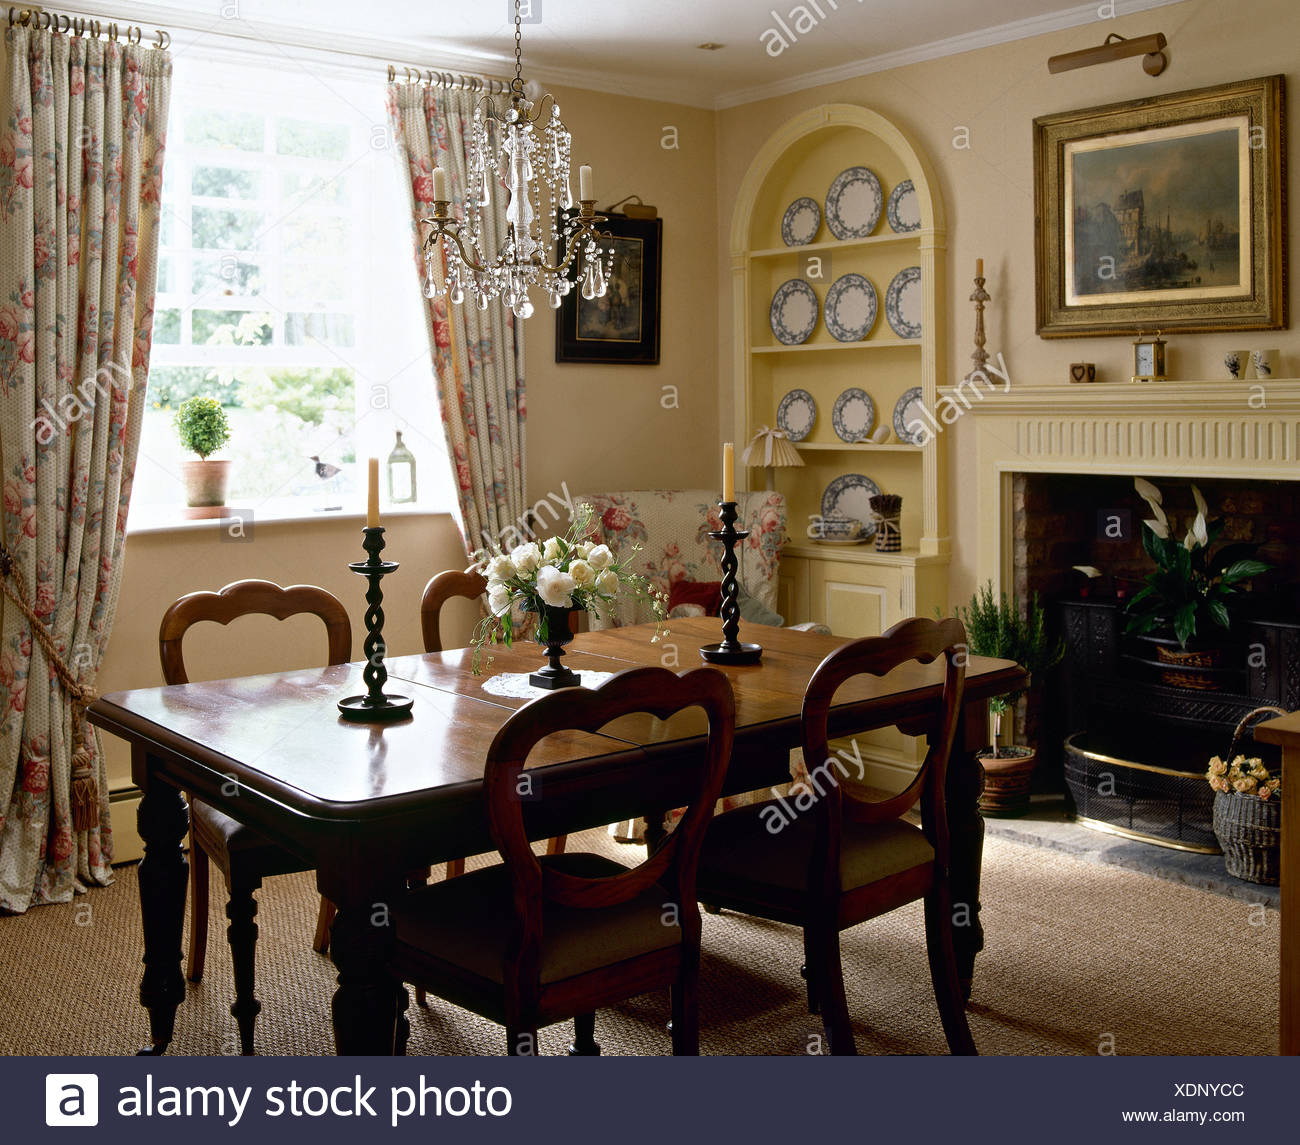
left=1072, top=565, right=1102, bottom=578
left=1145, top=517, right=1170, bottom=540
left=1134, top=476, right=1164, bottom=506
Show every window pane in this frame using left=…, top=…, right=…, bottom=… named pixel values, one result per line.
left=283, top=170, right=348, bottom=208
left=147, top=364, right=240, bottom=409
left=239, top=366, right=354, bottom=424
left=285, top=312, right=354, bottom=348
left=192, top=310, right=274, bottom=346
left=276, top=118, right=348, bottom=161
left=153, top=309, right=181, bottom=344
left=186, top=108, right=264, bottom=152
left=192, top=166, right=262, bottom=200
left=281, top=214, right=346, bottom=261
left=283, top=259, right=347, bottom=306
left=192, top=254, right=263, bottom=296
left=192, top=206, right=264, bottom=251
left=157, top=256, right=174, bottom=293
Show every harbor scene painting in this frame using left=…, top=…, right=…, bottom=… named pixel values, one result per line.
left=1065, top=117, right=1248, bottom=305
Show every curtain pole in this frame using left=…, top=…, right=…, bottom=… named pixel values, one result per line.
left=7, top=5, right=171, bottom=48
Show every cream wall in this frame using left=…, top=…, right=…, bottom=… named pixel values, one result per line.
left=97, top=81, right=719, bottom=851
left=715, top=0, right=1300, bottom=607
left=526, top=85, right=719, bottom=501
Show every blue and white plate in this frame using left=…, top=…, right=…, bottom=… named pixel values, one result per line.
left=776, top=388, right=817, bottom=442
left=821, top=473, right=883, bottom=538
left=885, top=266, right=922, bottom=339
left=831, top=388, right=876, bottom=442
left=769, top=279, right=818, bottom=345
left=781, top=197, right=821, bottom=246
left=824, top=167, right=882, bottom=240
left=893, top=386, right=927, bottom=445
left=823, top=273, right=878, bottom=342
left=886, top=180, right=920, bottom=233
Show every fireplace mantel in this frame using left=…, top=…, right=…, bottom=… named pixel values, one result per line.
left=957, top=380, right=1300, bottom=587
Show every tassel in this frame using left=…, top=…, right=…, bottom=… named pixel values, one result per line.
left=69, top=714, right=100, bottom=833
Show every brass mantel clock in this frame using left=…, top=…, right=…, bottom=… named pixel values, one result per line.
left=1131, top=331, right=1167, bottom=383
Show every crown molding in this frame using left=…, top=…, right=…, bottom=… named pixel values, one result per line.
left=59, top=0, right=1188, bottom=112
left=949, top=380, right=1300, bottom=416
left=712, top=0, right=1186, bottom=110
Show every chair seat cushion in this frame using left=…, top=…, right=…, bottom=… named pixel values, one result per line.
left=697, top=800, right=934, bottom=912
left=190, top=798, right=309, bottom=881
left=393, top=852, right=681, bottom=985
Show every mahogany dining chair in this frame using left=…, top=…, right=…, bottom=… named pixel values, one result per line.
left=158, top=578, right=349, bottom=1055
left=389, top=665, right=736, bottom=1055
left=694, top=615, right=976, bottom=1055
left=420, top=567, right=570, bottom=878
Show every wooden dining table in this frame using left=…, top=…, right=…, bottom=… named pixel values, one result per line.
left=88, top=616, right=1025, bottom=1056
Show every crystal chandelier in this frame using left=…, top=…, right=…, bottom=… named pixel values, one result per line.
left=420, top=0, right=613, bottom=319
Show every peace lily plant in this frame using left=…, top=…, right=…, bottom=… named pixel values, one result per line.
left=469, top=502, right=666, bottom=672
left=1124, top=478, right=1271, bottom=649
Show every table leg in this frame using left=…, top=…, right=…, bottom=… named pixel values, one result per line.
left=329, top=886, right=404, bottom=1055
left=135, top=777, right=190, bottom=1055
left=947, top=704, right=988, bottom=1001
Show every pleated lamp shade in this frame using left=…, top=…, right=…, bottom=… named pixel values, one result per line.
left=743, top=426, right=804, bottom=490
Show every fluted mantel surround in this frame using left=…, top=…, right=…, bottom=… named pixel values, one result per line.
left=956, top=380, right=1300, bottom=588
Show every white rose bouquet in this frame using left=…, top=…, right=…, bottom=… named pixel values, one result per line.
left=469, top=502, right=667, bottom=672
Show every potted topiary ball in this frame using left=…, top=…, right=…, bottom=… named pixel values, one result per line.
left=174, top=396, right=232, bottom=519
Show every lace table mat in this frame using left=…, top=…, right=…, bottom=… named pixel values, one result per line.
left=480, top=669, right=618, bottom=700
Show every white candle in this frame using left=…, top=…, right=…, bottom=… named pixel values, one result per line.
left=367, top=458, right=380, bottom=527
left=579, top=164, right=593, bottom=202
left=722, top=442, right=734, bottom=503
left=433, top=166, right=448, bottom=202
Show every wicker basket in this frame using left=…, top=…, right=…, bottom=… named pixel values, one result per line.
left=1211, top=706, right=1286, bottom=885
left=1155, top=644, right=1224, bottom=691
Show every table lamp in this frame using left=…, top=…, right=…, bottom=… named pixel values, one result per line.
left=742, top=426, right=804, bottom=491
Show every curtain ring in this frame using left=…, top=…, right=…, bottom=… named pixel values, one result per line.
left=91, top=20, right=100, bottom=38
left=154, top=29, right=169, bottom=50
left=38, top=9, right=50, bottom=29
left=107, top=22, right=118, bottom=41
left=72, top=15, right=85, bottom=36
left=127, top=25, right=141, bottom=45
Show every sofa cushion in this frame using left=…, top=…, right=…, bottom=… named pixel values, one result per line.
left=574, top=490, right=788, bottom=627
left=668, top=578, right=723, bottom=616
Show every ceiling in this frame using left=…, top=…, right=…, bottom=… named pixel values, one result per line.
left=99, top=0, right=1181, bottom=108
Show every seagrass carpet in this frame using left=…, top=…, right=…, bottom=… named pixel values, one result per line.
left=0, top=830, right=1278, bottom=1056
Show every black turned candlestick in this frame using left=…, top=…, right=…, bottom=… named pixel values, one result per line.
left=337, top=526, right=414, bottom=722
left=699, top=500, right=763, bottom=666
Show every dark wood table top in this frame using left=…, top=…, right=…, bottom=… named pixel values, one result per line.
left=89, top=617, right=1024, bottom=825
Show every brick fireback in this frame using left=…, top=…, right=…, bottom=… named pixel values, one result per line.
left=1012, top=473, right=1300, bottom=605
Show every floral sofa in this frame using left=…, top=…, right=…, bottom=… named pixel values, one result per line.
left=572, top=489, right=794, bottom=628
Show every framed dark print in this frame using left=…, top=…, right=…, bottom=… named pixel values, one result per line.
left=555, top=211, right=662, bottom=364
left=1034, top=75, right=1286, bottom=337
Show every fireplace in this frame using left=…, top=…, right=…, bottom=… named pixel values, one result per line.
left=962, top=381, right=1300, bottom=839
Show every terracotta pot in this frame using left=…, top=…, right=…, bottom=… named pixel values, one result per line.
left=978, top=745, right=1037, bottom=817
left=181, top=459, right=230, bottom=517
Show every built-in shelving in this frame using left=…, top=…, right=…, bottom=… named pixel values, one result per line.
left=751, top=339, right=920, bottom=354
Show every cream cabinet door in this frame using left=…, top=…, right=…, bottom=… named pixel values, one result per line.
left=809, top=561, right=903, bottom=638
left=777, top=556, right=810, bottom=625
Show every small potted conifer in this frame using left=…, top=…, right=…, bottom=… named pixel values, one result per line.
left=174, top=396, right=232, bottom=519
left=957, top=581, right=1064, bottom=817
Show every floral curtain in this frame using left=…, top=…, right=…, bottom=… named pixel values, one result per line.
left=385, top=82, right=527, bottom=557
left=0, top=28, right=170, bottom=912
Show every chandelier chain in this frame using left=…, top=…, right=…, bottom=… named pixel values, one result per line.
left=511, top=0, right=524, bottom=95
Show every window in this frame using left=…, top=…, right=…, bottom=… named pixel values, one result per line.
left=132, top=55, right=446, bottom=523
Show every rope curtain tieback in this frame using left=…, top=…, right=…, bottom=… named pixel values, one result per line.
left=0, top=541, right=99, bottom=831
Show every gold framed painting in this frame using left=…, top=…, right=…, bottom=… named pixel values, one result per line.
left=1034, top=75, right=1286, bottom=337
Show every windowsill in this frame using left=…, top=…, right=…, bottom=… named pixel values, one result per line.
left=126, top=500, right=451, bottom=536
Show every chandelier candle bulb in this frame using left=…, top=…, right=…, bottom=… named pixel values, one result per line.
left=579, top=164, right=593, bottom=202
left=432, top=165, right=448, bottom=204
left=976, top=257, right=984, bottom=278
left=367, top=458, right=379, bottom=528
left=722, top=442, right=735, bottom=503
